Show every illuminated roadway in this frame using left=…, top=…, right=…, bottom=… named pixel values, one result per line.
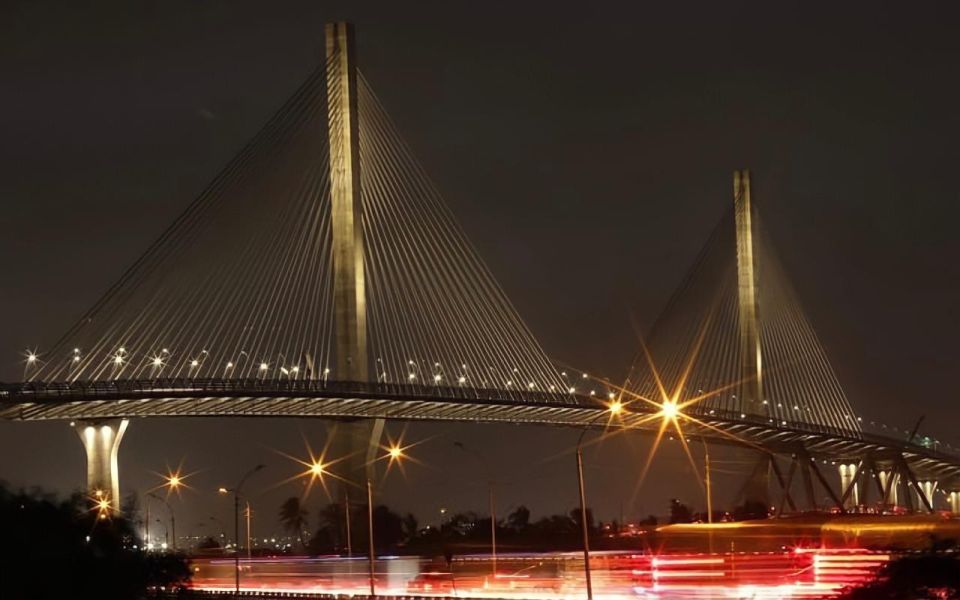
left=187, top=548, right=889, bottom=599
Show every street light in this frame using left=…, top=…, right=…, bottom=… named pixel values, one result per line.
left=147, top=492, right=176, bottom=551
left=367, top=478, right=376, bottom=597
left=365, top=443, right=412, bottom=597
left=454, top=441, right=498, bottom=577
left=575, top=399, right=623, bottom=600
left=219, top=464, right=266, bottom=596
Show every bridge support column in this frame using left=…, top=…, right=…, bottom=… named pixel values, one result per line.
left=915, top=480, right=938, bottom=513
left=74, top=419, right=129, bottom=512
left=948, top=491, right=960, bottom=514
left=879, top=469, right=899, bottom=506
left=838, top=463, right=859, bottom=509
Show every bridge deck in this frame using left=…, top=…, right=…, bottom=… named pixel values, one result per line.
left=2, top=379, right=958, bottom=482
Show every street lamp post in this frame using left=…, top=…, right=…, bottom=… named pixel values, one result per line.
left=345, top=490, right=353, bottom=557
left=144, top=499, right=150, bottom=549
left=454, top=441, right=497, bottom=576
left=245, top=501, right=252, bottom=560
left=576, top=400, right=622, bottom=600
left=367, top=479, right=376, bottom=597
left=221, top=464, right=266, bottom=597
left=147, top=493, right=176, bottom=551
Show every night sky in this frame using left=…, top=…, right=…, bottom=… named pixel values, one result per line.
left=3, top=1, right=960, bottom=539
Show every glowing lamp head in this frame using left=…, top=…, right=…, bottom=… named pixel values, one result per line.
left=113, top=355, right=124, bottom=365
left=167, top=475, right=181, bottom=489
left=218, top=487, right=228, bottom=495
left=152, top=357, right=164, bottom=367
left=190, top=359, right=199, bottom=367
left=259, top=362, right=268, bottom=371
left=26, top=352, right=37, bottom=363
left=608, top=399, right=623, bottom=415
left=660, top=400, right=680, bottom=420
left=309, top=461, right=326, bottom=477
left=388, top=446, right=403, bottom=461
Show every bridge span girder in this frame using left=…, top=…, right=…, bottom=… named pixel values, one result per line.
left=4, top=379, right=960, bottom=496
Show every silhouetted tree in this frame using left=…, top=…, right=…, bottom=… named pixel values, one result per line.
left=402, top=512, right=419, bottom=541
left=308, top=502, right=408, bottom=555
left=732, top=500, right=768, bottom=521
left=668, top=498, right=693, bottom=523
left=508, top=505, right=531, bottom=531
left=279, top=496, right=309, bottom=548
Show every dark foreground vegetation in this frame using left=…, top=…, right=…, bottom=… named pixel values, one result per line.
left=0, top=483, right=189, bottom=600
left=839, top=551, right=960, bottom=599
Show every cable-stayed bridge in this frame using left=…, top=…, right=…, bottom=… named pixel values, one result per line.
left=2, top=23, right=959, bottom=515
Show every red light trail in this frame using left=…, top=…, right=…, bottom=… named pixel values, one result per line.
left=189, top=548, right=887, bottom=599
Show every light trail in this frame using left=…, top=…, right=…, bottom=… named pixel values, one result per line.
left=189, top=548, right=887, bottom=599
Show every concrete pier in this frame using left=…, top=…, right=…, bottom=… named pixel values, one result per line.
left=75, top=419, right=129, bottom=511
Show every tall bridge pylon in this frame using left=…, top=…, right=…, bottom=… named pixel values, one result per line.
left=21, top=22, right=570, bottom=504
left=628, top=170, right=859, bottom=437
left=734, top=169, right=763, bottom=409
left=325, top=22, right=384, bottom=494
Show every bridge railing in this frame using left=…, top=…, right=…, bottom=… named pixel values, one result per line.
left=0, top=377, right=600, bottom=407
left=1, top=378, right=857, bottom=438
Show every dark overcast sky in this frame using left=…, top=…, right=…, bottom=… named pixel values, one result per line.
left=2, top=0, right=960, bottom=536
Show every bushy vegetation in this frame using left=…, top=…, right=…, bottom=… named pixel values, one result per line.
left=839, top=552, right=960, bottom=599
left=0, top=483, right=190, bottom=600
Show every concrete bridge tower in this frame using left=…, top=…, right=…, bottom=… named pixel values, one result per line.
left=326, top=21, right=385, bottom=496
left=733, top=169, right=770, bottom=506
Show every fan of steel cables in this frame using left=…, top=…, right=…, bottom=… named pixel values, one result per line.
left=626, top=201, right=861, bottom=435
left=27, top=57, right=569, bottom=403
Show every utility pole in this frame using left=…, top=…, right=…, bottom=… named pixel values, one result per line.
left=489, top=482, right=497, bottom=576
left=245, top=501, right=252, bottom=560
left=453, top=441, right=498, bottom=576
left=703, top=440, right=713, bottom=523
left=345, top=490, right=353, bottom=557
left=367, top=479, right=376, bottom=597
left=145, top=499, right=150, bottom=549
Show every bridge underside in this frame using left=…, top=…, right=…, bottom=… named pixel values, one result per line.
left=3, top=380, right=959, bottom=485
